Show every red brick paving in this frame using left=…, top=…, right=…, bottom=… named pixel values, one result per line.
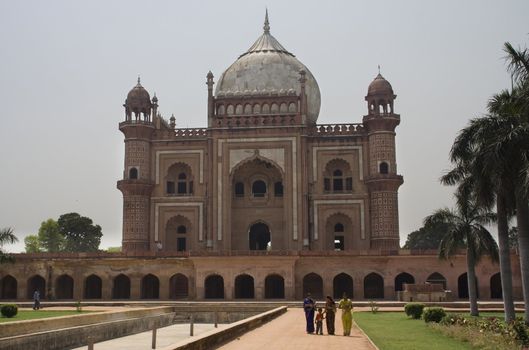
left=217, top=308, right=376, bottom=350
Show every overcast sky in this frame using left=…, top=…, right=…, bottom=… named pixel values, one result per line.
left=1, top=1, right=528, bottom=252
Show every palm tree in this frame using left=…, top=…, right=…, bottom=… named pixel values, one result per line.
left=447, top=110, right=517, bottom=321
left=442, top=40, right=529, bottom=322
left=0, top=227, right=18, bottom=264
left=425, top=188, right=498, bottom=317
left=486, top=41, right=529, bottom=323
left=502, top=42, right=529, bottom=323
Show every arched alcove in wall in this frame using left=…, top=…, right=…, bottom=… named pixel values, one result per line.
left=333, top=273, right=353, bottom=299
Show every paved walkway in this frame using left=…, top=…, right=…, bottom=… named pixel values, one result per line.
left=217, top=308, right=376, bottom=350
left=72, top=323, right=227, bottom=350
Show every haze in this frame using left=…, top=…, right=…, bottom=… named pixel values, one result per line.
left=1, top=0, right=528, bottom=252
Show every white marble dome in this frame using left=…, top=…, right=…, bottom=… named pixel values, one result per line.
left=215, top=13, right=321, bottom=124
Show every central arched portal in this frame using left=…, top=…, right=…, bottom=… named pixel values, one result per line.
left=230, top=157, right=285, bottom=251
left=249, top=223, right=271, bottom=250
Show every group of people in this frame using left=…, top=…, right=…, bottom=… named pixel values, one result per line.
left=303, top=293, right=353, bottom=336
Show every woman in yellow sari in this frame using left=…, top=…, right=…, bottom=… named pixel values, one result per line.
left=338, top=293, right=353, bottom=336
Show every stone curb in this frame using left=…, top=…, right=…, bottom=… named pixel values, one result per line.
left=353, top=319, right=379, bottom=350
left=160, top=306, right=288, bottom=350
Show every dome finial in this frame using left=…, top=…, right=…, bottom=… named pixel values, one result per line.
left=378, top=65, right=381, bottom=74
left=137, top=75, right=141, bottom=85
left=263, top=8, right=270, bottom=34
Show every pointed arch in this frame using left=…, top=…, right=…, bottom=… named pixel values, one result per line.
left=265, top=274, right=285, bottom=299
left=458, top=272, right=479, bottom=299
left=169, top=273, right=189, bottom=299
left=141, top=274, right=159, bottom=299
left=364, top=272, right=384, bottom=299
left=165, top=162, right=194, bottom=195
left=426, top=272, right=447, bottom=290
left=205, top=274, right=224, bottom=299
left=129, top=167, right=138, bottom=179
left=248, top=221, right=271, bottom=250
left=27, top=275, right=46, bottom=300
left=333, top=273, right=353, bottom=299
left=1, top=275, right=17, bottom=299
left=325, top=212, right=353, bottom=251
left=84, top=274, right=102, bottom=299
left=230, top=155, right=284, bottom=178
left=303, top=273, right=323, bottom=299
left=323, top=158, right=353, bottom=193
left=379, top=161, right=389, bottom=174
left=165, top=215, right=192, bottom=251
left=112, top=274, right=130, bottom=299
left=234, top=274, right=255, bottom=299
left=54, top=274, right=74, bottom=299
left=394, top=272, right=415, bottom=292
left=490, top=272, right=502, bottom=299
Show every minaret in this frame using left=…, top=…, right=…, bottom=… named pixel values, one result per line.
left=363, top=69, right=404, bottom=250
left=206, top=71, right=214, bottom=127
left=117, top=77, right=155, bottom=252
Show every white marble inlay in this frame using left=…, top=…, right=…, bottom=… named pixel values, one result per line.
left=313, top=199, right=365, bottom=240
left=229, top=148, right=285, bottom=173
left=217, top=137, right=298, bottom=240
left=154, top=202, right=204, bottom=241
left=155, top=150, right=204, bottom=184
left=312, top=146, right=363, bottom=181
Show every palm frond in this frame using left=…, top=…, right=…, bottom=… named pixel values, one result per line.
left=469, top=225, right=499, bottom=263
left=0, top=228, right=18, bottom=246
left=504, top=42, right=529, bottom=83
left=441, top=166, right=467, bottom=186
left=424, top=208, right=458, bottom=227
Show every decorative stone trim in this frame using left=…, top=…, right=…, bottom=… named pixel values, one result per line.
left=313, top=199, right=365, bottom=240
left=312, top=146, right=363, bottom=181
left=154, top=202, right=204, bottom=241
left=155, top=150, right=204, bottom=185
left=217, top=137, right=298, bottom=241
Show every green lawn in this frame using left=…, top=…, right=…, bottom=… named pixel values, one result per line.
left=0, top=310, right=92, bottom=323
left=354, top=312, right=475, bottom=350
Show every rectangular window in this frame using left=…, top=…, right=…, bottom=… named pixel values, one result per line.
left=333, top=179, right=343, bottom=192
left=334, top=236, right=344, bottom=251
left=177, top=182, right=187, bottom=194
left=167, top=181, right=175, bottom=194
left=324, top=178, right=330, bottom=192
left=235, top=182, right=244, bottom=197
left=177, top=237, right=186, bottom=252
left=274, top=182, right=283, bottom=197
left=346, top=177, right=353, bottom=191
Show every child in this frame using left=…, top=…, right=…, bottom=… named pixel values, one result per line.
left=315, top=307, right=325, bottom=335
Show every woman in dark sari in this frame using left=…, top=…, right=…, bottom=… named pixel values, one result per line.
left=303, top=293, right=315, bottom=334
left=324, top=295, right=336, bottom=335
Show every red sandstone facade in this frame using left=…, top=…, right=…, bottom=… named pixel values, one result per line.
left=0, top=14, right=520, bottom=302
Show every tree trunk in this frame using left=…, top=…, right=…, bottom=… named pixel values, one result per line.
left=497, top=191, right=516, bottom=322
left=467, top=247, right=479, bottom=316
left=515, top=190, right=529, bottom=323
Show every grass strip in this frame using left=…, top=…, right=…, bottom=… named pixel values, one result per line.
left=354, top=312, right=475, bottom=350
left=0, top=310, right=93, bottom=323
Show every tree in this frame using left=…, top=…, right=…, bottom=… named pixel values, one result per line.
left=57, top=213, right=102, bottom=252
left=502, top=41, right=529, bottom=323
left=509, top=227, right=519, bottom=249
left=425, top=189, right=498, bottom=317
left=403, top=221, right=450, bottom=250
left=447, top=113, right=518, bottom=322
left=0, top=227, right=18, bottom=263
left=37, top=219, right=64, bottom=252
left=106, top=246, right=121, bottom=253
left=441, top=39, right=529, bottom=322
left=24, top=235, right=41, bottom=253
